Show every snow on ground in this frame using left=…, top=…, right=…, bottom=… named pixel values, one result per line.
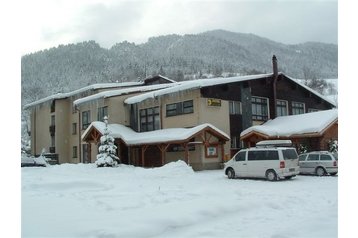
left=22, top=161, right=337, bottom=238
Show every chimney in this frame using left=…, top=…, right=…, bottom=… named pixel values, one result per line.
left=272, top=55, right=278, bottom=77
left=272, top=55, right=278, bottom=118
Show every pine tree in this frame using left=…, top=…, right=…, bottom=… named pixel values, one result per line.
left=95, top=116, right=121, bottom=167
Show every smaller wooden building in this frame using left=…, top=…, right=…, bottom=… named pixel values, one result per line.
left=82, top=122, right=230, bottom=171
left=240, top=109, right=338, bottom=152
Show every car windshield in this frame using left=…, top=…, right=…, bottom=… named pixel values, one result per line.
left=282, top=148, right=298, bottom=160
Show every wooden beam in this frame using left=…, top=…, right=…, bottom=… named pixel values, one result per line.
left=141, top=145, right=149, bottom=167
left=183, top=143, right=189, bottom=165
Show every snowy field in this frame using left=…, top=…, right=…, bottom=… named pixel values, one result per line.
left=22, top=161, right=337, bottom=238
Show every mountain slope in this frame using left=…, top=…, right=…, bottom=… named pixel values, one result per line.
left=21, top=29, right=338, bottom=107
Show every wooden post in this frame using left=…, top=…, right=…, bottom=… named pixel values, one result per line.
left=220, top=142, right=225, bottom=163
left=141, top=145, right=148, bottom=167
left=183, top=143, right=189, bottom=165
left=157, top=144, right=170, bottom=166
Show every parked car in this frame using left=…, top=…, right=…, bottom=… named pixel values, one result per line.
left=298, top=151, right=338, bottom=176
left=21, top=154, right=48, bottom=167
left=224, top=140, right=300, bottom=181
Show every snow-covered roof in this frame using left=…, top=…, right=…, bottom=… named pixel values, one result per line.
left=240, top=109, right=338, bottom=139
left=125, top=73, right=274, bottom=105
left=82, top=122, right=230, bottom=145
left=124, top=73, right=335, bottom=106
left=73, top=84, right=177, bottom=106
left=144, top=74, right=177, bottom=83
left=24, top=82, right=143, bottom=109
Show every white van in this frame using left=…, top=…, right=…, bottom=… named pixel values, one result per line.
left=224, top=140, right=300, bottom=181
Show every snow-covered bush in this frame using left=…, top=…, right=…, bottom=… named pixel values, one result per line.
left=95, top=117, right=120, bottom=167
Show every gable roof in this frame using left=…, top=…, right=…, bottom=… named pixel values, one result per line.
left=24, top=82, right=142, bottom=109
left=82, top=122, right=230, bottom=146
left=240, top=109, right=338, bottom=139
left=73, top=83, right=176, bottom=106
left=124, top=73, right=335, bottom=107
left=124, top=73, right=273, bottom=104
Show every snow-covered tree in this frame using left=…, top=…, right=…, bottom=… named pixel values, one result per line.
left=328, top=139, right=338, bottom=153
left=95, top=116, right=120, bottom=167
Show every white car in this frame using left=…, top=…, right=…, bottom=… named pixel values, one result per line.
left=224, top=141, right=300, bottom=181
left=298, top=151, right=338, bottom=176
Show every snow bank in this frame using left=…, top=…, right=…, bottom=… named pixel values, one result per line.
left=22, top=163, right=337, bottom=238
left=149, top=160, right=194, bottom=176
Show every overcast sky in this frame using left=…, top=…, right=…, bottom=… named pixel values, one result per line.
left=21, top=0, right=337, bottom=55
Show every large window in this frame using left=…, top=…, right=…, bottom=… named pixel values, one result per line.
left=82, top=110, right=91, bottom=130
left=292, top=102, right=305, bottom=115
left=166, top=100, right=194, bottom=117
left=230, top=136, right=240, bottom=149
left=140, top=107, right=160, bottom=132
left=276, top=100, right=288, bottom=117
left=97, top=106, right=108, bottom=121
left=252, top=96, right=269, bottom=121
left=229, top=101, right=242, bottom=115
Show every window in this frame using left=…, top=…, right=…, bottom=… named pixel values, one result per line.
left=292, top=102, right=305, bottom=115
left=72, top=123, right=77, bottom=135
left=50, top=100, right=55, bottom=113
left=276, top=100, right=288, bottom=117
left=72, top=146, right=78, bottom=158
left=166, top=100, right=194, bottom=117
left=82, top=110, right=91, bottom=130
left=168, top=139, right=196, bottom=152
left=97, top=106, right=108, bottom=121
left=248, top=150, right=279, bottom=161
left=308, top=108, right=319, bottom=113
left=235, top=151, right=246, bottom=161
left=51, top=115, right=55, bottom=126
left=229, top=101, right=242, bottom=115
left=230, top=136, right=240, bottom=149
left=183, top=100, right=194, bottom=114
left=282, top=149, right=298, bottom=160
left=320, top=154, right=332, bottom=161
left=307, top=154, right=319, bottom=161
left=140, top=107, right=160, bottom=132
left=252, top=97, right=269, bottom=121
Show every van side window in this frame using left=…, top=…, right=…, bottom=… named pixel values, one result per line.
left=248, top=151, right=279, bottom=161
left=320, top=154, right=332, bottom=161
left=235, top=151, right=246, bottom=161
left=307, top=154, right=319, bottom=161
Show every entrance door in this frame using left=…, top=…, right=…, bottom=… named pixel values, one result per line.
left=82, top=144, right=91, bottom=163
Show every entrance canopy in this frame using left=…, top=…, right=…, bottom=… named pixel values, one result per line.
left=240, top=109, right=338, bottom=140
left=82, top=122, right=230, bottom=146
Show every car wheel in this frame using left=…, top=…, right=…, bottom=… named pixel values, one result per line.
left=316, top=167, right=326, bottom=176
left=266, top=170, right=277, bottom=181
left=227, top=168, right=235, bottom=179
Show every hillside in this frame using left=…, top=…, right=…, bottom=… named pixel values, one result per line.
left=21, top=29, right=338, bottom=108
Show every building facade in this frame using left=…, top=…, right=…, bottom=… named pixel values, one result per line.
left=25, top=58, right=336, bottom=170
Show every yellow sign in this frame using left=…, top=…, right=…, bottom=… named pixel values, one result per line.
left=207, top=98, right=221, bottom=107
